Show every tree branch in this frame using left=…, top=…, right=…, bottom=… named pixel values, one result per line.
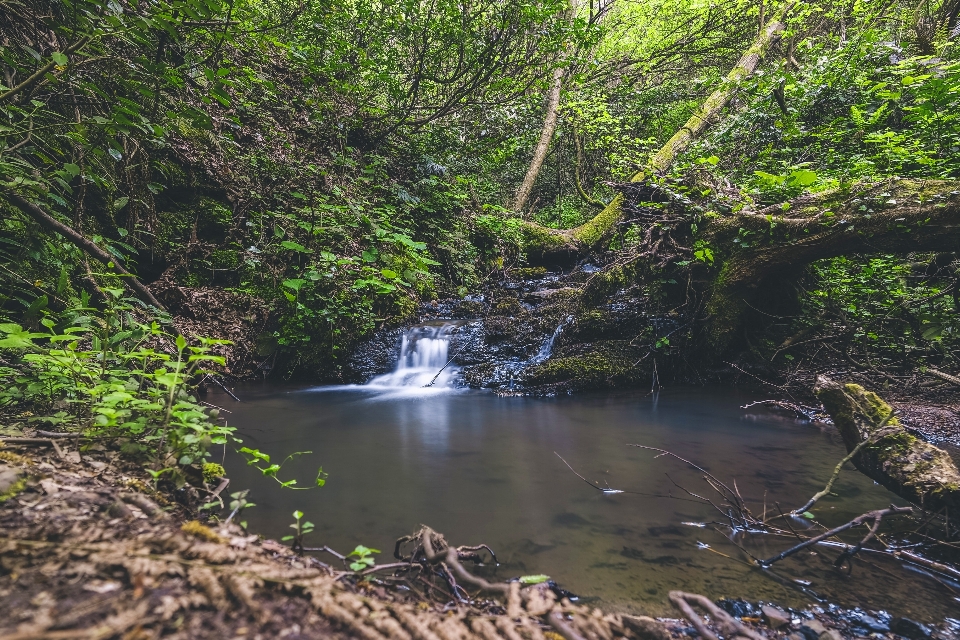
left=3, top=192, right=166, bottom=310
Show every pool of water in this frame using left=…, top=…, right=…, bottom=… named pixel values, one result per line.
left=210, top=384, right=958, bottom=621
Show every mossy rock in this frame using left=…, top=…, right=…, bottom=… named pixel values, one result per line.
left=511, top=267, right=548, bottom=279
left=523, top=341, right=645, bottom=391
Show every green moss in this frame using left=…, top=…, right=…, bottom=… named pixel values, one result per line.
left=842, top=383, right=900, bottom=427
left=202, top=462, right=226, bottom=482
left=524, top=342, right=643, bottom=390
left=521, top=222, right=571, bottom=256
left=580, top=261, right=637, bottom=307
left=572, top=193, right=624, bottom=247
left=0, top=475, right=28, bottom=503
left=512, top=267, right=548, bottom=279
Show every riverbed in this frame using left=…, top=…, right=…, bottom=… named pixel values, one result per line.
left=211, top=383, right=958, bottom=621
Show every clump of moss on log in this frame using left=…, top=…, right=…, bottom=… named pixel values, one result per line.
left=815, top=376, right=960, bottom=512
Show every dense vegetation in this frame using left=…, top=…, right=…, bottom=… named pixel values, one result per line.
left=2, top=0, right=960, bottom=470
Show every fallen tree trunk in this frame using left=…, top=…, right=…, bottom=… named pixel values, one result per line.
left=815, top=375, right=960, bottom=513
left=701, top=178, right=960, bottom=355
left=522, top=2, right=791, bottom=261
left=3, top=192, right=166, bottom=311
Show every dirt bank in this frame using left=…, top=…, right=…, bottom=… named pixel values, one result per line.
left=4, top=435, right=957, bottom=640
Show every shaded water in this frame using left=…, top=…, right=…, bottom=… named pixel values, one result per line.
left=217, top=385, right=958, bottom=621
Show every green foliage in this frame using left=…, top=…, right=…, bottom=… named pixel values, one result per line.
left=238, top=447, right=327, bottom=490
left=0, top=298, right=231, bottom=470
left=798, top=254, right=960, bottom=369
left=348, top=545, right=380, bottom=572
left=282, top=509, right=315, bottom=552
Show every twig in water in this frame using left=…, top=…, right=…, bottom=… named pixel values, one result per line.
left=424, top=335, right=473, bottom=387
left=203, top=374, right=240, bottom=401
left=792, top=415, right=896, bottom=515
left=760, top=505, right=912, bottom=567
left=554, top=452, right=624, bottom=494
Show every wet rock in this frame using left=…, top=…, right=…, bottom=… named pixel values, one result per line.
left=761, top=605, right=791, bottom=629
left=799, top=619, right=827, bottom=640
left=856, top=614, right=890, bottom=633
left=344, top=328, right=403, bottom=383
left=890, top=617, right=933, bottom=640
left=717, top=598, right=755, bottom=618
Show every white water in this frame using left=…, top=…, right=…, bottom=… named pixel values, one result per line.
left=530, top=315, right=572, bottom=364
left=366, top=323, right=460, bottom=388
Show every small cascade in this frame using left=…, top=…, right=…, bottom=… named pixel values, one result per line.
left=530, top=315, right=572, bottom=364
left=366, top=323, right=460, bottom=388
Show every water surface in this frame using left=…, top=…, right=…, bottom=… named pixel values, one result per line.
left=214, top=385, right=958, bottom=620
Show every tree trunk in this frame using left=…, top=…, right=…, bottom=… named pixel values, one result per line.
left=701, top=179, right=960, bottom=356
left=513, top=65, right=564, bottom=213
left=522, top=2, right=792, bottom=260
left=815, top=375, right=960, bottom=513
left=4, top=192, right=166, bottom=311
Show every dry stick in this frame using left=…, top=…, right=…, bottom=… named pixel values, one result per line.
left=927, top=367, right=960, bottom=386
left=33, top=430, right=82, bottom=439
left=792, top=416, right=897, bottom=515
left=669, top=591, right=766, bottom=640
left=4, top=192, right=166, bottom=310
left=628, top=445, right=741, bottom=508
left=1, top=437, right=64, bottom=459
left=760, top=505, right=912, bottom=567
left=420, top=527, right=588, bottom=640
left=424, top=336, right=473, bottom=387
left=554, top=452, right=624, bottom=494
left=203, top=374, right=240, bottom=401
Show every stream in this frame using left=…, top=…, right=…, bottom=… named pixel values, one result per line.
left=212, top=328, right=959, bottom=621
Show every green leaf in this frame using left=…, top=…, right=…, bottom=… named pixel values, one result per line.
left=380, top=269, right=398, bottom=279
left=519, top=574, right=550, bottom=585
left=802, top=511, right=816, bottom=519
left=293, top=510, right=303, bottom=519
left=788, top=169, right=818, bottom=187
left=176, top=335, right=187, bottom=352
left=282, top=279, right=306, bottom=292
left=51, top=52, right=68, bottom=65
left=280, top=240, right=311, bottom=253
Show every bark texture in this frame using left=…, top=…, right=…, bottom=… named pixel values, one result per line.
left=815, top=375, right=960, bottom=513
left=513, top=65, right=564, bottom=213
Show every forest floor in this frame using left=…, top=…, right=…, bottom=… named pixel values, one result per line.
left=3, top=436, right=956, bottom=640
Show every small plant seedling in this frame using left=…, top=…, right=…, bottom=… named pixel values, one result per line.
left=348, top=545, right=380, bottom=571
left=283, top=510, right=315, bottom=553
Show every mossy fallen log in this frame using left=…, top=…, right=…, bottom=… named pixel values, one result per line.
left=815, top=376, right=960, bottom=513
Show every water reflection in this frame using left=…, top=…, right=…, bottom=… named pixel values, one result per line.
left=219, top=385, right=955, bottom=621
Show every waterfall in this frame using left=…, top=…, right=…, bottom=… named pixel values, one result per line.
left=530, top=315, right=572, bottom=364
left=366, top=323, right=460, bottom=388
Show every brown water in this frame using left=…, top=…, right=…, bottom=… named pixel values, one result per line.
left=211, top=384, right=959, bottom=621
